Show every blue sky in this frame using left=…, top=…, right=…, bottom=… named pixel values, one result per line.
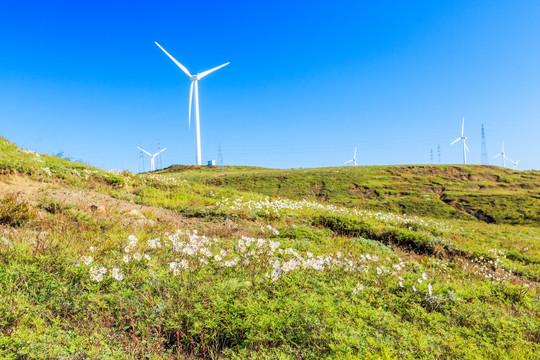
left=1, top=1, right=539, bottom=171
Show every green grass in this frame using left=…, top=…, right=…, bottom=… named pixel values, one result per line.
left=0, top=136, right=129, bottom=190
left=0, top=136, right=539, bottom=359
left=159, top=165, right=540, bottom=226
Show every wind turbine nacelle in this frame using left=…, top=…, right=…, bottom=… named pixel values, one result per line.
left=191, top=75, right=198, bottom=81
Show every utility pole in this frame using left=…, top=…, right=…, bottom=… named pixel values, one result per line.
left=218, top=145, right=224, bottom=171
left=157, top=141, right=163, bottom=170
left=437, top=144, right=441, bottom=164
left=430, top=148, right=433, bottom=164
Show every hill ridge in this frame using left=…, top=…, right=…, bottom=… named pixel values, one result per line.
left=1, top=135, right=539, bottom=358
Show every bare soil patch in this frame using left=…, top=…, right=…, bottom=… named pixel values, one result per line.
left=0, top=174, right=195, bottom=229
left=349, top=183, right=379, bottom=199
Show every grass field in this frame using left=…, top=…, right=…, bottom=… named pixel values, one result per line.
left=157, top=164, right=540, bottom=225
left=0, top=137, right=539, bottom=359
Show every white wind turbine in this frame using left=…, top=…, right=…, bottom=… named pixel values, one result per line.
left=493, top=141, right=510, bottom=168
left=450, top=117, right=469, bottom=164
left=509, top=158, right=520, bottom=170
left=155, top=42, right=229, bottom=166
left=138, top=146, right=167, bottom=171
left=344, top=147, right=358, bottom=166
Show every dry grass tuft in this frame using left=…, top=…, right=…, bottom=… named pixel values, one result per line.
left=0, top=193, right=34, bottom=226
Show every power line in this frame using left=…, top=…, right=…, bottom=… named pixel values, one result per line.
left=222, top=132, right=455, bottom=153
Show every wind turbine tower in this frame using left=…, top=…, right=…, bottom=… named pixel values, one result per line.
left=138, top=146, right=167, bottom=172
left=450, top=117, right=469, bottom=164
left=155, top=42, right=229, bottom=166
left=344, top=147, right=358, bottom=166
left=492, top=141, right=510, bottom=168
left=138, top=148, right=145, bottom=173
left=509, top=158, right=520, bottom=170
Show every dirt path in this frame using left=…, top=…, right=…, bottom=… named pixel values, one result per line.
left=0, top=174, right=197, bottom=228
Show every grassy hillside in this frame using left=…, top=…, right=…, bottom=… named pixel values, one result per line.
left=0, top=137, right=539, bottom=359
left=158, top=165, right=540, bottom=226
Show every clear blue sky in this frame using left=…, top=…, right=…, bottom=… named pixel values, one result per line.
left=1, top=1, right=539, bottom=171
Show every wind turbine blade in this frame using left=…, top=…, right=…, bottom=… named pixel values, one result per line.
left=461, top=117, right=465, bottom=137
left=156, top=148, right=167, bottom=155
left=188, top=81, right=194, bottom=129
left=137, top=147, right=152, bottom=157
left=502, top=141, right=505, bottom=152
left=155, top=42, right=192, bottom=77
left=493, top=153, right=501, bottom=159
left=197, top=62, right=229, bottom=80
left=344, top=160, right=353, bottom=164
left=450, top=138, right=460, bottom=145
left=464, top=142, right=470, bottom=152
left=353, top=146, right=357, bottom=159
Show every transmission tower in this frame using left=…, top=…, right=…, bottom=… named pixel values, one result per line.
left=481, top=124, right=488, bottom=165
left=437, top=144, right=441, bottom=164
left=138, top=147, right=145, bottom=173
left=430, top=148, right=433, bottom=164
left=157, top=140, right=163, bottom=170
left=217, top=145, right=224, bottom=171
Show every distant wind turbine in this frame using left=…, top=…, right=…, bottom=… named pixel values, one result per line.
left=450, top=117, right=469, bottom=164
left=138, top=146, right=167, bottom=171
left=155, top=42, right=229, bottom=166
left=344, top=147, right=358, bottom=166
left=492, top=141, right=510, bottom=168
left=509, top=158, right=520, bottom=170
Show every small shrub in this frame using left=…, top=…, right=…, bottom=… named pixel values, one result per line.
left=315, top=214, right=373, bottom=238
left=0, top=194, right=34, bottom=226
left=490, top=282, right=531, bottom=306
left=352, top=237, right=392, bottom=253
left=72, top=210, right=90, bottom=222
left=279, top=225, right=323, bottom=243
left=103, top=174, right=125, bottom=187
left=506, top=251, right=540, bottom=265
left=39, top=199, right=69, bottom=214
left=422, top=289, right=461, bottom=313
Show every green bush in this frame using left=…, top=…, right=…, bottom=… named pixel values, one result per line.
left=505, top=251, right=540, bottom=265
left=352, top=237, right=392, bottom=254
left=315, top=214, right=373, bottom=238
left=315, top=214, right=460, bottom=256
left=279, top=225, right=325, bottom=243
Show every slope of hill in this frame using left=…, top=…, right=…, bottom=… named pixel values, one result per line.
left=0, top=137, right=539, bottom=359
left=159, top=165, right=540, bottom=226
